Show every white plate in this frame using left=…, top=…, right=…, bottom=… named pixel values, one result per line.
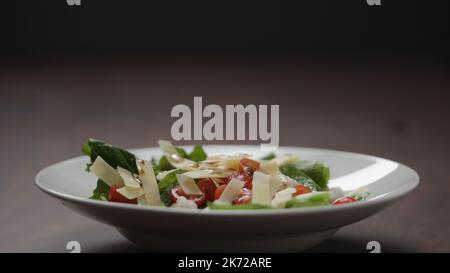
left=35, top=145, right=419, bottom=252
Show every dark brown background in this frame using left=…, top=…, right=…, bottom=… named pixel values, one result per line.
left=0, top=0, right=449, bottom=252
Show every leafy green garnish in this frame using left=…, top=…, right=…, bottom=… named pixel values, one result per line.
left=279, top=164, right=322, bottom=191
left=294, top=161, right=330, bottom=190
left=160, top=190, right=173, bottom=207
left=260, top=153, right=276, bottom=160
left=188, top=144, right=207, bottom=162
left=285, top=192, right=331, bottom=208
left=90, top=180, right=110, bottom=201
left=279, top=160, right=330, bottom=191
left=158, top=169, right=186, bottom=206
left=152, top=155, right=173, bottom=174
left=175, top=147, right=188, bottom=158
left=208, top=203, right=273, bottom=210
left=82, top=139, right=138, bottom=174
left=350, top=192, right=370, bottom=201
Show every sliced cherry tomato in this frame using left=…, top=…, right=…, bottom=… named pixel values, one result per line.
left=197, top=179, right=217, bottom=202
left=170, top=186, right=206, bottom=207
left=232, top=188, right=252, bottom=204
left=293, top=184, right=311, bottom=196
left=333, top=196, right=358, bottom=205
left=238, top=158, right=261, bottom=176
left=108, top=185, right=137, bottom=204
left=214, top=184, right=227, bottom=200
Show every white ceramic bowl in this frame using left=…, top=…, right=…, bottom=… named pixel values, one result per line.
left=36, top=145, right=419, bottom=252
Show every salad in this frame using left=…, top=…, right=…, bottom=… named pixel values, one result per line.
left=82, top=139, right=369, bottom=210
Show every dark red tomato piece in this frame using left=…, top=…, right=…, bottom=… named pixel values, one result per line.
left=216, top=177, right=229, bottom=185
left=238, top=158, right=261, bottom=176
left=170, top=186, right=206, bottom=208
left=293, top=185, right=311, bottom=196
left=108, top=185, right=138, bottom=204
left=214, top=184, right=227, bottom=200
left=333, top=196, right=358, bottom=205
left=232, top=188, right=252, bottom=205
left=197, top=179, right=217, bottom=202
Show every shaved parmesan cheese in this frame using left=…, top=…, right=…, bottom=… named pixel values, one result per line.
left=90, top=156, right=123, bottom=187
left=158, top=140, right=199, bottom=171
left=260, top=161, right=299, bottom=188
left=117, top=167, right=141, bottom=188
left=278, top=174, right=301, bottom=187
left=116, top=186, right=144, bottom=199
left=182, top=169, right=234, bottom=179
left=158, top=140, right=178, bottom=155
left=176, top=174, right=203, bottom=195
left=273, top=154, right=300, bottom=166
left=260, top=161, right=279, bottom=176
left=215, top=178, right=245, bottom=205
left=252, top=171, right=272, bottom=205
left=206, top=154, right=251, bottom=170
left=269, top=177, right=282, bottom=197
left=168, top=158, right=199, bottom=171
left=271, top=187, right=296, bottom=208
left=329, top=186, right=344, bottom=202
left=171, top=196, right=198, bottom=209
left=137, top=160, right=161, bottom=206
left=156, top=169, right=177, bottom=181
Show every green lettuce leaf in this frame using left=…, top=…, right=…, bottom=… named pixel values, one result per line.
left=279, top=164, right=322, bottom=191
left=188, top=144, right=207, bottom=162
left=285, top=192, right=331, bottom=208
left=82, top=139, right=138, bottom=174
left=158, top=169, right=186, bottom=206
left=175, top=147, right=188, bottom=158
left=294, top=161, right=330, bottom=190
left=90, top=180, right=110, bottom=201
left=260, top=153, right=276, bottom=160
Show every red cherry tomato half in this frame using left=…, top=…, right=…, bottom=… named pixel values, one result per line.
left=232, top=188, right=252, bottom=205
left=333, top=196, right=358, bottom=205
left=197, top=179, right=217, bottom=202
left=238, top=158, right=261, bottom=176
left=214, top=184, right=227, bottom=200
left=293, top=185, right=311, bottom=196
left=108, top=185, right=138, bottom=204
left=170, top=186, right=206, bottom=208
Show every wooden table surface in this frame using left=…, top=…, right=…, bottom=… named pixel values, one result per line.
left=0, top=59, right=449, bottom=252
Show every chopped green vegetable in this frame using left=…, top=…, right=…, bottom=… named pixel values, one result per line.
left=285, top=192, right=331, bottom=208
left=82, top=139, right=138, bottom=174
left=294, top=161, right=330, bottom=190
left=90, top=180, right=110, bottom=201
left=175, top=147, right=188, bottom=158
left=350, top=192, right=370, bottom=201
left=158, top=169, right=185, bottom=206
left=279, top=164, right=322, bottom=191
left=260, top=153, right=276, bottom=160
left=188, top=144, right=207, bottom=162
left=160, top=189, right=173, bottom=207
left=157, top=155, right=174, bottom=173
left=208, top=203, right=273, bottom=210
